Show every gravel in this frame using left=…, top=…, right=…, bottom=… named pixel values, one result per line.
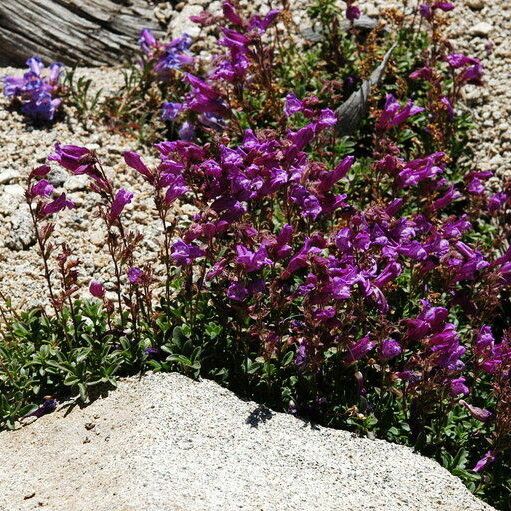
left=1, top=0, right=509, bottom=309
left=0, top=371, right=495, bottom=511
left=0, top=67, right=167, bottom=309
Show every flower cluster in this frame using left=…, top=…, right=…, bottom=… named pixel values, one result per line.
left=139, top=29, right=194, bottom=78
left=3, top=56, right=63, bottom=121
left=119, top=79, right=511, bottom=479
left=162, top=1, right=281, bottom=137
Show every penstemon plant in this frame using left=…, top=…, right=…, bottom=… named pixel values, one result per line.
left=3, top=56, right=64, bottom=122
left=1, top=1, right=510, bottom=508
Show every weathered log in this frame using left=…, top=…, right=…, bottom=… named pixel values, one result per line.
left=300, top=14, right=394, bottom=136
left=0, top=0, right=164, bottom=67
left=335, top=44, right=396, bottom=136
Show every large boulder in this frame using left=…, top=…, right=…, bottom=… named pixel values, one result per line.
left=0, top=372, right=494, bottom=511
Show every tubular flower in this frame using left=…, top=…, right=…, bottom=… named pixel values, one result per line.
left=29, top=179, right=54, bottom=198
left=345, top=335, right=376, bottom=364
left=48, top=143, right=97, bottom=176
left=473, top=450, right=496, bottom=473
left=379, top=339, right=402, bottom=361
left=109, top=188, right=134, bottom=221
left=40, top=193, right=75, bottom=217
left=127, top=267, right=145, bottom=285
left=171, top=239, right=205, bottom=266
left=376, top=94, right=425, bottom=131
left=89, top=280, right=106, bottom=299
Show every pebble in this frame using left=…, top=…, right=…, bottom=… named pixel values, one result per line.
left=466, top=0, right=485, bottom=10
left=5, top=208, right=36, bottom=251
left=470, top=22, right=493, bottom=37
left=0, top=168, right=21, bottom=185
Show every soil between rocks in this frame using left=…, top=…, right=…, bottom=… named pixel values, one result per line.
left=0, top=372, right=496, bottom=511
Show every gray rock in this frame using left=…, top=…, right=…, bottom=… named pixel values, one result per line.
left=5, top=207, right=36, bottom=251
left=64, top=175, right=89, bottom=192
left=470, top=22, right=492, bottom=37
left=169, top=5, right=203, bottom=37
left=47, top=167, right=68, bottom=187
left=0, top=184, right=24, bottom=215
left=0, top=168, right=21, bottom=185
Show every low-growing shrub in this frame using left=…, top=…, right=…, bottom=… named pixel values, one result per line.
left=1, top=1, right=510, bottom=508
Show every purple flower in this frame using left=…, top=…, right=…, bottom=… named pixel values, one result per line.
left=235, top=244, right=272, bottom=272
left=488, top=192, right=507, bottom=213
left=346, top=5, right=361, bottom=21
left=26, top=56, right=44, bottom=74
left=445, top=54, right=479, bottom=69
left=445, top=53, right=483, bottom=85
left=3, top=56, right=63, bottom=121
left=123, top=151, right=153, bottom=182
left=440, top=96, right=454, bottom=119
left=284, top=94, right=307, bottom=117
left=22, top=398, right=57, bottom=419
left=409, top=66, right=434, bottom=81
left=295, top=342, right=308, bottom=367
left=222, top=1, right=244, bottom=26
left=376, top=94, right=425, bottom=131
left=30, top=164, right=51, bottom=178
left=139, top=28, right=157, bottom=54
left=30, top=179, right=54, bottom=198
left=419, top=1, right=454, bottom=19
left=460, top=400, right=492, bottom=422
left=179, top=121, right=196, bottom=141
left=48, top=143, right=96, bottom=175
left=316, top=156, right=355, bottom=193
left=109, top=188, right=134, bottom=221
left=396, top=370, right=422, bottom=383
left=449, top=377, right=469, bottom=396
left=345, top=335, right=376, bottom=364
left=89, top=280, right=105, bottom=299
left=419, top=4, right=432, bottom=19
left=467, top=177, right=485, bottom=194
left=249, top=9, right=280, bottom=32
left=154, top=34, right=194, bottom=75
left=3, top=75, right=25, bottom=97
left=171, top=239, right=205, bottom=266
left=431, top=186, right=461, bottom=212
left=379, top=339, right=402, bottom=360
left=396, top=152, right=445, bottom=188
left=434, top=1, right=455, bottom=12
left=374, top=262, right=402, bottom=288
left=144, top=346, right=164, bottom=360
left=40, top=193, right=74, bottom=217
left=316, top=108, right=337, bottom=129
left=227, top=281, right=249, bottom=301
left=162, top=102, right=184, bottom=121
left=128, top=267, right=144, bottom=285
left=22, top=93, right=61, bottom=122
left=289, top=186, right=322, bottom=219
left=164, top=175, right=188, bottom=205
left=473, top=450, right=496, bottom=473
left=475, top=325, right=495, bottom=352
